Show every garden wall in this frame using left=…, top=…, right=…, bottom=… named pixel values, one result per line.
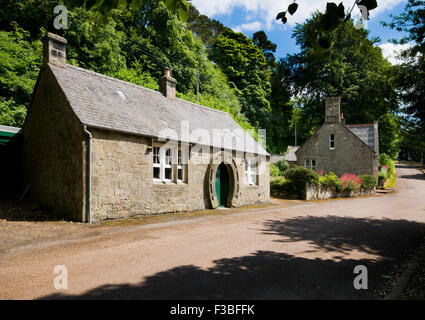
left=305, top=183, right=375, bottom=200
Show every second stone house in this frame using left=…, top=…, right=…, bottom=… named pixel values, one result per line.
left=23, top=33, right=270, bottom=223
left=295, top=97, right=379, bottom=177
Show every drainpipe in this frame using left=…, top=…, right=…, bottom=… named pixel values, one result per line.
left=83, top=125, right=92, bottom=224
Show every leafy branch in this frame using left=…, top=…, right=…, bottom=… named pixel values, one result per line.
left=276, top=1, right=378, bottom=48
left=62, top=0, right=189, bottom=24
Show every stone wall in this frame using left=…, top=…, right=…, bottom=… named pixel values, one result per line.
left=296, top=122, right=378, bottom=178
left=90, top=129, right=270, bottom=221
left=24, top=65, right=85, bottom=220
left=306, top=183, right=374, bottom=200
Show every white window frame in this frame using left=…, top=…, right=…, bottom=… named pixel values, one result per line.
left=311, top=159, right=316, bottom=171
left=329, top=134, right=335, bottom=150
left=304, top=159, right=317, bottom=170
left=153, top=146, right=173, bottom=182
left=245, top=159, right=257, bottom=185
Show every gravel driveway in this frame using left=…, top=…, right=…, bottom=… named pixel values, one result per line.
left=0, top=164, right=424, bottom=299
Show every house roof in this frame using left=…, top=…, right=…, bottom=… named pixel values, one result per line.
left=0, top=125, right=22, bottom=135
left=0, top=125, right=22, bottom=146
left=345, top=124, right=376, bottom=151
left=284, top=146, right=299, bottom=162
left=49, top=64, right=268, bottom=156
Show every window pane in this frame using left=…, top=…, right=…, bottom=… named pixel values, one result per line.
left=153, top=167, right=160, bottom=179
left=165, top=167, right=172, bottom=180
left=165, top=149, right=172, bottom=165
left=250, top=173, right=256, bottom=185
left=178, top=168, right=183, bottom=181
left=178, top=150, right=182, bottom=165
left=330, top=134, right=335, bottom=148
left=153, top=147, right=160, bottom=164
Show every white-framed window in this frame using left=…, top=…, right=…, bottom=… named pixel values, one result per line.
left=177, top=149, right=184, bottom=182
left=153, top=146, right=173, bottom=182
left=304, top=159, right=317, bottom=170
left=245, top=159, right=257, bottom=185
left=329, top=134, right=335, bottom=149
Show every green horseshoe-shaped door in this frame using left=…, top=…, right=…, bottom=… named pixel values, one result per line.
left=215, top=163, right=230, bottom=207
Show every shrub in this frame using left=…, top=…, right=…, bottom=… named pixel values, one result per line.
left=270, top=177, right=295, bottom=197
left=339, top=173, right=361, bottom=192
left=276, top=159, right=289, bottom=175
left=319, top=171, right=343, bottom=192
left=378, top=169, right=387, bottom=186
left=360, top=175, right=377, bottom=190
left=379, top=153, right=395, bottom=174
left=284, top=166, right=319, bottom=198
left=378, top=153, right=396, bottom=188
left=270, top=163, right=280, bottom=177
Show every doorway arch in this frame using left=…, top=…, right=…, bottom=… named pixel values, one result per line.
left=207, top=157, right=239, bottom=209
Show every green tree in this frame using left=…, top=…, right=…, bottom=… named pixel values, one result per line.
left=0, top=26, right=42, bottom=127
left=385, top=0, right=425, bottom=133
left=384, top=0, right=425, bottom=161
left=187, top=4, right=229, bottom=53
left=211, top=29, right=271, bottom=129
left=252, top=31, right=277, bottom=65
left=282, top=13, right=399, bottom=148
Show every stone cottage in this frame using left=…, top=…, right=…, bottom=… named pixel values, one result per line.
left=23, top=33, right=270, bottom=223
left=295, top=97, right=379, bottom=177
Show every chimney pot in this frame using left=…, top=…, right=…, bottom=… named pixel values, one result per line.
left=159, top=68, right=177, bottom=99
left=43, top=33, right=67, bottom=67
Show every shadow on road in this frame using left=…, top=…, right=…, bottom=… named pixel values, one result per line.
left=399, top=174, right=425, bottom=180
left=40, top=216, right=425, bottom=300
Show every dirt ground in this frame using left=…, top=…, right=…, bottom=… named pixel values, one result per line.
left=0, top=197, right=301, bottom=254
left=0, top=164, right=424, bottom=300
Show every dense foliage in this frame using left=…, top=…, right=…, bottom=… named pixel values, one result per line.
left=378, top=153, right=396, bottom=188
left=384, top=0, right=425, bottom=162
left=360, top=175, right=377, bottom=190
left=0, top=0, right=422, bottom=161
left=283, top=166, right=319, bottom=198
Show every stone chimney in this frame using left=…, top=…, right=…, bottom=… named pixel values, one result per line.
left=159, top=68, right=177, bottom=99
left=325, top=97, right=341, bottom=123
left=43, top=33, right=67, bottom=67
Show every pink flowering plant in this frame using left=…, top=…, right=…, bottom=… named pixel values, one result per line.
left=339, top=173, right=362, bottom=192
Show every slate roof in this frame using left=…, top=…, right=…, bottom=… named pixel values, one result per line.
left=284, top=146, right=299, bottom=162
left=345, top=124, right=376, bottom=151
left=49, top=64, right=268, bottom=156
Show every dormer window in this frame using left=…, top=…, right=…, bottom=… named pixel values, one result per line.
left=329, top=134, right=335, bottom=149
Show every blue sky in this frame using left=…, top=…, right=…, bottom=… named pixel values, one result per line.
left=191, top=0, right=410, bottom=63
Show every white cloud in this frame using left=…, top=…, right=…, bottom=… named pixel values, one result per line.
left=233, top=21, right=262, bottom=33
left=191, top=0, right=407, bottom=31
left=379, top=42, right=410, bottom=64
